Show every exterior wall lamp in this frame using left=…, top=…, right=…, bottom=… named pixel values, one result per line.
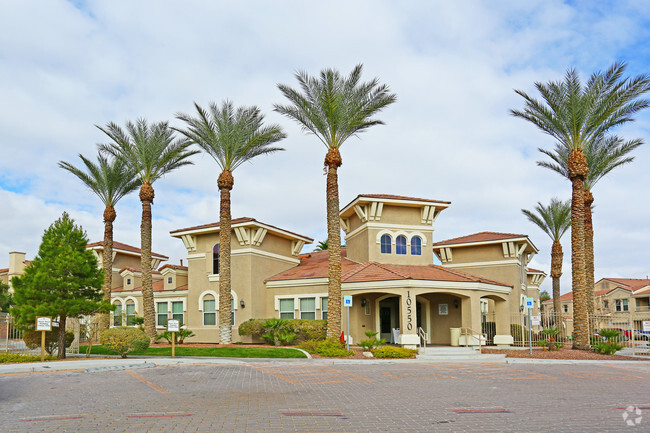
left=454, top=300, right=459, bottom=309
left=361, top=298, right=367, bottom=307
left=240, top=299, right=245, bottom=308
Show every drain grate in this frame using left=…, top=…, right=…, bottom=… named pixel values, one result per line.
left=282, top=412, right=343, bottom=417
left=453, top=408, right=510, bottom=414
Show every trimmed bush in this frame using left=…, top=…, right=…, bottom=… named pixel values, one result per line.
left=239, top=318, right=326, bottom=344
left=100, top=327, right=149, bottom=358
left=371, top=346, right=418, bottom=359
left=23, top=330, right=74, bottom=355
left=0, top=353, right=56, bottom=363
left=594, top=328, right=624, bottom=355
left=298, top=338, right=353, bottom=357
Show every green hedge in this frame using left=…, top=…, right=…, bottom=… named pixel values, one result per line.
left=371, top=346, right=418, bottom=359
left=239, top=319, right=326, bottom=343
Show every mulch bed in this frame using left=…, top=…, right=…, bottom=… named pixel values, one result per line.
left=482, top=348, right=647, bottom=361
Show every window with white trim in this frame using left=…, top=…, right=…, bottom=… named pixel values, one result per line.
left=279, top=298, right=295, bottom=319
left=172, top=301, right=184, bottom=324
left=411, top=236, right=422, bottom=255
left=156, top=302, right=168, bottom=327
left=203, top=296, right=216, bottom=326
left=321, top=297, right=328, bottom=320
left=167, top=276, right=173, bottom=284
left=563, top=305, right=568, bottom=313
left=396, top=235, right=407, bottom=255
left=125, top=301, right=136, bottom=326
left=380, top=234, right=392, bottom=254
left=113, top=302, right=122, bottom=326
left=300, top=297, right=316, bottom=320
left=213, top=243, right=220, bottom=274
left=616, top=299, right=628, bottom=312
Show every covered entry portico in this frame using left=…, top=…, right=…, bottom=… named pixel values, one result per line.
left=342, top=280, right=513, bottom=348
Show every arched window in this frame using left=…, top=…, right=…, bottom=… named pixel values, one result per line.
left=113, top=301, right=122, bottom=327
left=411, top=236, right=422, bottom=255
left=203, top=295, right=216, bottom=326
left=125, top=300, right=136, bottom=326
left=396, top=235, right=407, bottom=255
left=212, top=243, right=220, bottom=274
left=380, top=234, right=392, bottom=254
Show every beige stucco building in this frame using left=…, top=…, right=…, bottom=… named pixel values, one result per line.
left=3, top=194, right=548, bottom=348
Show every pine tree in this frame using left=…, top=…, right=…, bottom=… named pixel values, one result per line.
left=0, top=282, right=12, bottom=312
left=10, top=212, right=108, bottom=358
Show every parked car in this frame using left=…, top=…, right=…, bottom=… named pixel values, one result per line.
left=634, top=330, right=650, bottom=341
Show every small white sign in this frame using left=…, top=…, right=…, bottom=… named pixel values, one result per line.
left=525, top=297, right=535, bottom=309
left=35, top=316, right=52, bottom=331
left=167, top=319, right=180, bottom=332
left=343, top=295, right=353, bottom=307
left=643, top=321, right=650, bottom=332
left=438, top=303, right=448, bottom=315
left=531, top=315, right=541, bottom=326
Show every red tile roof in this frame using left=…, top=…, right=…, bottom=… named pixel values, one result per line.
left=602, top=278, right=650, bottom=292
left=119, top=267, right=161, bottom=275
left=432, top=232, right=527, bottom=247
left=170, top=217, right=313, bottom=241
left=87, top=241, right=168, bottom=260
left=543, top=287, right=632, bottom=303
left=267, top=249, right=510, bottom=287
left=0, top=268, right=8, bottom=273
left=351, top=194, right=451, bottom=205
left=527, top=268, right=545, bottom=274
left=158, top=264, right=188, bottom=272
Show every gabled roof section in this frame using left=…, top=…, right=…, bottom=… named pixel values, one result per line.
left=170, top=217, right=313, bottom=243
left=266, top=248, right=510, bottom=287
left=87, top=241, right=168, bottom=260
left=158, top=264, right=188, bottom=272
left=432, top=231, right=539, bottom=254
left=599, top=278, right=650, bottom=292
left=340, top=194, right=450, bottom=219
left=527, top=268, right=546, bottom=274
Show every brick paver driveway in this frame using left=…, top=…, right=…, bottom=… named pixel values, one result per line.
left=1, top=360, right=649, bottom=432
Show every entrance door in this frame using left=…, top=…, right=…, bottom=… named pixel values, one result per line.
left=379, top=297, right=399, bottom=343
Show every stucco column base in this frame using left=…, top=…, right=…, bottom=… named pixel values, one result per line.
left=398, top=333, right=420, bottom=349
left=494, top=334, right=514, bottom=347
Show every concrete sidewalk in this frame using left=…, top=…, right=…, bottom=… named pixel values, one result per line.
left=2, top=353, right=650, bottom=374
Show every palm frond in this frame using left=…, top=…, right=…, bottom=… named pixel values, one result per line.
left=522, top=198, right=571, bottom=242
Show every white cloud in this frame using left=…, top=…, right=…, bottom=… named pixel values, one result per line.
left=1, top=0, right=649, bottom=297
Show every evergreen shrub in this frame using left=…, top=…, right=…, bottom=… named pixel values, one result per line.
left=100, top=327, right=149, bottom=358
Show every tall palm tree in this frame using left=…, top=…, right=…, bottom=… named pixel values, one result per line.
left=537, top=135, right=643, bottom=316
left=98, top=119, right=198, bottom=339
left=511, top=62, right=650, bottom=350
left=175, top=101, right=285, bottom=344
left=522, top=199, right=571, bottom=318
left=59, top=153, right=139, bottom=332
left=275, top=64, right=397, bottom=339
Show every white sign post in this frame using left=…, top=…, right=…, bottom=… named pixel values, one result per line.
left=167, top=319, right=180, bottom=358
left=35, top=316, right=52, bottom=362
left=343, top=296, right=352, bottom=352
left=525, top=297, right=535, bottom=355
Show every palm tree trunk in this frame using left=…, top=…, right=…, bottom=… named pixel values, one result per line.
left=568, top=148, right=589, bottom=350
left=550, top=240, right=563, bottom=319
left=218, top=170, right=234, bottom=344
left=325, top=148, right=342, bottom=339
left=57, top=315, right=67, bottom=359
left=140, top=183, right=156, bottom=340
left=100, top=205, right=116, bottom=334
left=584, top=191, right=595, bottom=317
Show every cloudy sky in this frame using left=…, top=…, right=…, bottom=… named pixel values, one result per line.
left=1, top=0, right=649, bottom=295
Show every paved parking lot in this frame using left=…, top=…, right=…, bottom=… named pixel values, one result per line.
left=1, top=360, right=649, bottom=432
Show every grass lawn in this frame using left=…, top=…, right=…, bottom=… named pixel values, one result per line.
left=86, top=345, right=307, bottom=358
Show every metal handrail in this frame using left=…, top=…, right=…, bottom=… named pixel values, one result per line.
left=417, top=327, right=427, bottom=350
left=460, top=327, right=485, bottom=354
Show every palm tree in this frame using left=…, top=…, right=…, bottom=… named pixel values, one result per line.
left=59, top=153, right=139, bottom=332
left=537, top=135, right=643, bottom=316
left=522, top=199, right=571, bottom=318
left=314, top=240, right=329, bottom=251
left=275, top=64, right=397, bottom=339
left=98, top=119, right=198, bottom=339
left=175, top=101, right=285, bottom=344
left=511, top=62, right=650, bottom=349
